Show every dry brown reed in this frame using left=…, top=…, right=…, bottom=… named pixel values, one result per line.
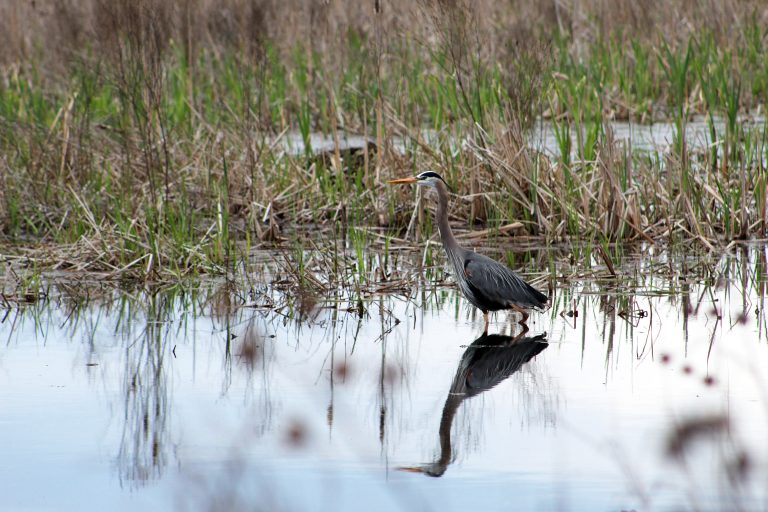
left=2, top=0, right=768, bottom=282
left=5, top=0, right=767, bottom=69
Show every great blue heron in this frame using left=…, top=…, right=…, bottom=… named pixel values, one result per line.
left=399, top=331, right=549, bottom=476
left=389, top=171, right=548, bottom=331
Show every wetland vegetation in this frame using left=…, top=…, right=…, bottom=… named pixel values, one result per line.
left=1, top=0, right=768, bottom=290
left=3, top=2, right=768, bottom=510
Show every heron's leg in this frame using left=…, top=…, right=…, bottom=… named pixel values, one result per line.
left=482, top=311, right=489, bottom=334
left=512, top=322, right=529, bottom=340
left=510, top=304, right=529, bottom=324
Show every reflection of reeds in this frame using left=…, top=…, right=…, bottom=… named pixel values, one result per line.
left=3, top=243, right=768, bottom=506
left=116, top=294, right=172, bottom=486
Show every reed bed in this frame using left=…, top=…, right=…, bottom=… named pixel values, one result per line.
left=1, top=0, right=768, bottom=281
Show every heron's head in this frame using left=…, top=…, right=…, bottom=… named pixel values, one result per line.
left=397, top=463, right=447, bottom=477
left=388, top=170, right=450, bottom=190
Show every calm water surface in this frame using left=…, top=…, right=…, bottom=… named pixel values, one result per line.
left=2, top=246, right=768, bottom=511
left=280, top=116, right=766, bottom=158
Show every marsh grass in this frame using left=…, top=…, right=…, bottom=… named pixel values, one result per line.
left=1, top=0, right=768, bottom=284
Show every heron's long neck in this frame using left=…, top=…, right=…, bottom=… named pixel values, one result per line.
left=435, top=392, right=463, bottom=472
left=435, top=182, right=461, bottom=256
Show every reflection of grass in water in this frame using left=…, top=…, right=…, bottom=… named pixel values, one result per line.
left=2, top=244, right=768, bottom=504
left=117, top=294, right=172, bottom=487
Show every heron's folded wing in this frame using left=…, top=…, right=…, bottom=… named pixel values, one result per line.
left=464, top=254, right=547, bottom=309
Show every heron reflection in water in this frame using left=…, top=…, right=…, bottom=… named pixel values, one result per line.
left=400, top=331, right=548, bottom=477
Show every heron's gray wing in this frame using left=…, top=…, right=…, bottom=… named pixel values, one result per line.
left=463, top=252, right=548, bottom=310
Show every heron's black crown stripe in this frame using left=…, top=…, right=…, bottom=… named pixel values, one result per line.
left=417, top=171, right=446, bottom=182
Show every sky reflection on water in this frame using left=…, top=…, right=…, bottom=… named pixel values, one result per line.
left=2, top=245, right=768, bottom=511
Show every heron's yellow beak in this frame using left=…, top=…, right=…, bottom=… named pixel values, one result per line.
left=387, top=177, right=418, bottom=185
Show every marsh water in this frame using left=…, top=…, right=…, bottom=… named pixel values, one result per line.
left=3, top=243, right=768, bottom=511
left=279, top=117, right=766, bottom=158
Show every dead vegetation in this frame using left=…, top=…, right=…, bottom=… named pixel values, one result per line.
left=1, top=0, right=767, bottom=282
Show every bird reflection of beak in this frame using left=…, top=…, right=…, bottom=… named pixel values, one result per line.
left=396, top=466, right=425, bottom=473
left=387, top=177, right=418, bottom=185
